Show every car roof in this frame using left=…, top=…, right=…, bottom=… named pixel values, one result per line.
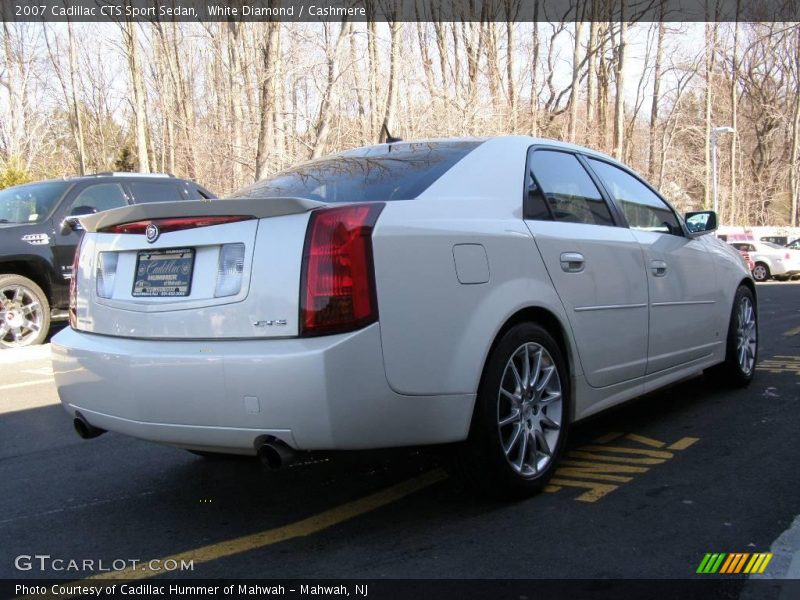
left=339, top=135, right=617, bottom=163
left=19, top=173, right=201, bottom=186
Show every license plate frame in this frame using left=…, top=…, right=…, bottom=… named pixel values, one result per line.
left=132, top=247, right=195, bottom=298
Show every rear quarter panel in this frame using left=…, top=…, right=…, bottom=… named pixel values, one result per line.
left=373, top=138, right=578, bottom=397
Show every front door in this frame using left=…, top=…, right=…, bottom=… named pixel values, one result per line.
left=586, top=158, right=720, bottom=373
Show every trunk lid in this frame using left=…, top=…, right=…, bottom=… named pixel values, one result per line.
left=73, top=198, right=323, bottom=339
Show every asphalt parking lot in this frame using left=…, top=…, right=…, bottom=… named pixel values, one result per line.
left=1, top=284, right=798, bottom=593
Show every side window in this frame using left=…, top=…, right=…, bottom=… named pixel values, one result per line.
left=127, top=181, right=185, bottom=204
left=526, top=150, right=614, bottom=226
left=67, top=183, right=128, bottom=215
left=588, top=158, right=681, bottom=236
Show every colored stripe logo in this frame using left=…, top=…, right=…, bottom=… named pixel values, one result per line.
left=697, top=552, right=773, bottom=574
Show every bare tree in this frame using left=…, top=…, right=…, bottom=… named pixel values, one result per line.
left=311, top=21, right=352, bottom=158
left=121, top=21, right=150, bottom=173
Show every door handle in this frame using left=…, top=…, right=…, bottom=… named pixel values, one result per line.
left=650, top=260, right=668, bottom=277
left=560, top=252, right=585, bottom=273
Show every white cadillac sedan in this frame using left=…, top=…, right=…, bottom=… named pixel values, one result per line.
left=52, top=137, right=757, bottom=498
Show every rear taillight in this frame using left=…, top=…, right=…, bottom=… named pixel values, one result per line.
left=99, top=216, right=253, bottom=235
left=68, top=234, right=85, bottom=328
left=300, top=203, right=384, bottom=336
left=786, top=253, right=791, bottom=260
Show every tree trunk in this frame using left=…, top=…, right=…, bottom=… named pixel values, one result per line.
left=227, top=22, right=244, bottom=189
left=586, top=18, right=598, bottom=145
left=381, top=19, right=402, bottom=142
left=704, top=22, right=718, bottom=209
left=366, top=4, right=380, bottom=141
left=568, top=20, right=584, bottom=143
left=311, top=21, right=352, bottom=159
left=255, top=19, right=280, bottom=179
left=613, top=7, right=627, bottom=161
left=67, top=22, right=86, bottom=174
left=505, top=6, right=516, bottom=128
left=124, top=22, right=150, bottom=173
left=648, top=17, right=665, bottom=181
left=350, top=27, right=369, bottom=144
left=530, top=16, right=540, bottom=136
left=729, top=1, right=741, bottom=224
left=791, top=26, right=800, bottom=227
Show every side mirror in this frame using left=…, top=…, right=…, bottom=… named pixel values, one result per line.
left=60, top=206, right=96, bottom=234
left=685, top=211, right=717, bottom=235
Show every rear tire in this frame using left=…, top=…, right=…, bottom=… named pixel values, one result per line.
left=0, top=274, right=50, bottom=349
left=453, top=323, right=570, bottom=500
left=752, top=263, right=770, bottom=282
left=705, top=285, right=757, bottom=388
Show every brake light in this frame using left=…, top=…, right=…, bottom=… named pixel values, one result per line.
left=68, top=234, right=85, bottom=328
left=300, top=203, right=384, bottom=336
left=786, top=253, right=791, bottom=260
left=99, top=216, right=253, bottom=235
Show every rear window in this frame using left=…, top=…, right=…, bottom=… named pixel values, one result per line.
left=230, top=141, right=483, bottom=202
left=127, top=181, right=185, bottom=204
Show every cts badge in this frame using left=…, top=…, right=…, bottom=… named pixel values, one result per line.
left=145, top=223, right=160, bottom=243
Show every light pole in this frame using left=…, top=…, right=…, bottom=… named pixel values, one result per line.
left=711, top=126, right=735, bottom=220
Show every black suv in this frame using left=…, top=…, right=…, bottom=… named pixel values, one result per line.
left=0, top=173, right=215, bottom=348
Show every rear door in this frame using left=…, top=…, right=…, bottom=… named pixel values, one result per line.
left=524, top=148, right=649, bottom=388
left=586, top=157, right=721, bottom=373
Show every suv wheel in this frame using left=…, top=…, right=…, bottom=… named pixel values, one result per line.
left=0, top=275, right=50, bottom=348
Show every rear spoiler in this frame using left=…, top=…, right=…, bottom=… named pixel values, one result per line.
left=79, top=197, right=326, bottom=233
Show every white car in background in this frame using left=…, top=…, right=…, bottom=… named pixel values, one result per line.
left=730, top=240, right=800, bottom=282
left=52, top=137, right=757, bottom=498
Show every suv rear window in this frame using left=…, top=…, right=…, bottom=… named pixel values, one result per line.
left=230, top=141, right=483, bottom=202
left=127, top=181, right=185, bottom=203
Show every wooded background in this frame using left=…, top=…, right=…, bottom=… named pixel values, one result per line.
left=1, top=7, right=799, bottom=226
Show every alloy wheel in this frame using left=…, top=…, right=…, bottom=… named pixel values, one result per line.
left=736, top=296, right=757, bottom=375
left=0, top=284, right=44, bottom=347
left=497, top=342, right=563, bottom=477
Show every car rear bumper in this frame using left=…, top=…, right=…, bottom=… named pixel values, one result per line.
left=51, top=325, right=473, bottom=453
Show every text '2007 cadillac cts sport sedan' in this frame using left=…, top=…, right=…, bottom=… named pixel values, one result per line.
left=52, top=136, right=757, bottom=498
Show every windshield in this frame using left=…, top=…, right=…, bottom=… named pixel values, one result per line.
left=229, top=141, right=482, bottom=202
left=0, top=181, right=69, bottom=224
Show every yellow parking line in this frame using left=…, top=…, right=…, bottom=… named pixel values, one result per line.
left=667, top=437, right=700, bottom=451
left=89, top=469, right=446, bottom=583
left=783, top=327, right=800, bottom=336
left=0, top=378, right=53, bottom=391
left=625, top=433, right=666, bottom=448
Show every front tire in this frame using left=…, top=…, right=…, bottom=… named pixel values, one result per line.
left=0, top=274, right=50, bottom=349
left=752, top=263, right=770, bottom=282
left=705, top=285, right=757, bottom=387
left=455, top=323, right=570, bottom=499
